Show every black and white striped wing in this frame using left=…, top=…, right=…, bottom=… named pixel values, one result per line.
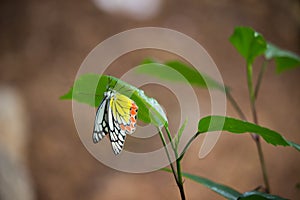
left=92, top=96, right=110, bottom=143
left=107, top=98, right=127, bottom=155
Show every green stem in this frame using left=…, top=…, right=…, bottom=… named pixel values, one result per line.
left=178, top=132, right=199, bottom=161
left=165, top=126, right=176, bottom=152
left=247, top=63, right=255, bottom=103
left=226, top=88, right=262, bottom=141
left=165, top=126, right=186, bottom=200
left=176, top=159, right=186, bottom=200
left=254, top=60, right=268, bottom=99
left=158, top=128, right=179, bottom=185
left=226, top=89, right=247, bottom=121
left=256, top=137, right=270, bottom=193
left=246, top=62, right=270, bottom=193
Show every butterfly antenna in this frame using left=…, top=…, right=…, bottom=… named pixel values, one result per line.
left=107, top=75, right=119, bottom=92
left=106, top=76, right=112, bottom=91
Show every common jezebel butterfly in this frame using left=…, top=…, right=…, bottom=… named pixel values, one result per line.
left=93, top=88, right=138, bottom=155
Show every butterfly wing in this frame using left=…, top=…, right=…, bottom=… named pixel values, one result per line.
left=108, top=92, right=138, bottom=155
left=92, top=95, right=110, bottom=143
left=107, top=98, right=126, bottom=155
left=111, top=93, right=138, bottom=134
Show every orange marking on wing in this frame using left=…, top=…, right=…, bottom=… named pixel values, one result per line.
left=130, top=109, right=136, bottom=115
left=120, top=124, right=126, bottom=131
left=130, top=116, right=136, bottom=123
left=125, top=126, right=131, bottom=132
left=131, top=103, right=138, bottom=109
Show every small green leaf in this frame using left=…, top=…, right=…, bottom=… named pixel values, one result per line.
left=229, top=26, right=267, bottom=65
left=135, top=59, right=226, bottom=92
left=175, top=118, right=188, bottom=149
left=198, top=116, right=300, bottom=151
left=60, top=87, right=73, bottom=100
left=60, top=74, right=168, bottom=127
left=265, top=43, right=300, bottom=73
left=162, top=168, right=241, bottom=200
left=239, top=191, right=288, bottom=200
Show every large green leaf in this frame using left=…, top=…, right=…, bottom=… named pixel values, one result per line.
left=60, top=74, right=107, bottom=107
left=265, top=43, right=300, bottom=73
left=163, top=168, right=288, bottom=200
left=162, top=168, right=241, bottom=200
left=135, top=59, right=226, bottom=92
left=239, top=191, right=288, bottom=200
left=229, top=27, right=267, bottom=65
left=198, top=115, right=300, bottom=151
left=60, top=74, right=168, bottom=127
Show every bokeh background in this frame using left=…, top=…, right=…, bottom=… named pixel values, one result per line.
left=0, top=0, right=300, bottom=199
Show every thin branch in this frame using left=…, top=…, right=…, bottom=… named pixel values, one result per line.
left=158, top=128, right=179, bottom=185
left=254, top=60, right=268, bottom=99
left=256, top=137, right=270, bottom=193
left=246, top=62, right=270, bottom=193
left=165, top=126, right=186, bottom=200
left=165, top=126, right=176, bottom=152
left=225, top=89, right=247, bottom=121
left=178, top=132, right=199, bottom=161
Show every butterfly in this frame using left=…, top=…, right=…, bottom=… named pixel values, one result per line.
left=93, top=89, right=138, bottom=155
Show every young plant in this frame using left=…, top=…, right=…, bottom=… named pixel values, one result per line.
left=61, top=26, right=300, bottom=199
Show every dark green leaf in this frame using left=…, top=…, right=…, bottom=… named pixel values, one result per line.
left=162, top=168, right=241, bottom=200
left=265, top=43, right=300, bottom=73
left=239, top=191, right=288, bottom=200
left=229, top=26, right=267, bottom=65
left=198, top=115, right=300, bottom=151
left=60, top=74, right=168, bottom=127
left=162, top=168, right=288, bottom=200
left=135, top=59, right=226, bottom=92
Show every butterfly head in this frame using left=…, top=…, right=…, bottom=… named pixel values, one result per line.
left=104, top=89, right=115, bottom=98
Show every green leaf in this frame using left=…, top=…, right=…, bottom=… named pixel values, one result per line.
left=162, top=168, right=288, bottom=200
left=60, top=74, right=108, bottom=107
left=60, top=74, right=168, bottom=127
left=198, top=115, right=300, bottom=151
left=229, top=26, right=267, bottom=65
left=265, top=43, right=300, bottom=73
left=175, top=118, right=188, bottom=149
left=162, top=168, right=241, bottom=200
left=239, top=191, right=288, bottom=200
left=135, top=59, right=226, bottom=92
left=60, top=87, right=73, bottom=100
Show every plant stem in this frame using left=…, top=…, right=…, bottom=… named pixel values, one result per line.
left=255, top=137, right=270, bottom=193
left=178, top=132, right=199, bottom=161
left=158, top=128, right=179, bottom=185
left=246, top=63, right=255, bottom=103
left=226, top=89, right=247, bottom=121
left=176, top=153, right=186, bottom=200
left=165, top=126, right=186, bottom=200
left=226, top=88, right=260, bottom=141
left=165, top=126, right=176, bottom=152
left=246, top=62, right=270, bottom=193
left=254, top=60, right=268, bottom=99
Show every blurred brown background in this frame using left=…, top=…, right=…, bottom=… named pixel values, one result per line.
left=0, top=0, right=300, bottom=199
